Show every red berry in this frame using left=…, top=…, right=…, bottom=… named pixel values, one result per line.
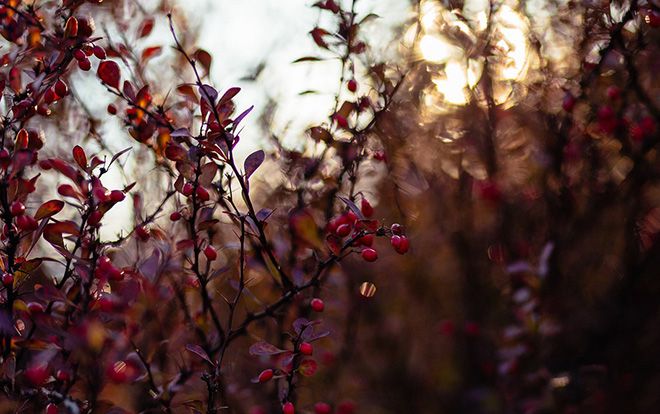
left=107, top=265, right=125, bottom=281
left=299, top=342, right=313, bottom=356
left=337, top=401, right=355, bottom=414
left=73, top=49, right=86, bottom=61
left=110, top=190, right=125, bottom=202
left=78, top=58, right=91, bottom=71
left=97, top=295, right=115, bottom=312
left=27, top=302, right=45, bottom=314
left=107, top=104, right=117, bottom=115
left=630, top=124, right=645, bottom=143
left=640, top=116, right=656, bottom=135
left=16, top=215, right=38, bottom=232
left=56, top=369, right=71, bottom=382
left=46, top=402, right=58, bottom=414
left=107, top=361, right=130, bottom=383
left=282, top=402, right=295, bottom=414
left=182, top=182, right=194, bottom=196
left=439, top=320, right=456, bottom=336
left=97, top=255, right=112, bottom=270
left=347, top=79, right=357, bottom=92
left=204, top=245, right=217, bottom=261
left=361, top=248, right=378, bottom=262
left=358, top=233, right=374, bottom=246
left=92, top=45, right=106, bottom=59
left=170, top=211, right=182, bottom=221
left=464, top=321, right=480, bottom=336
left=336, top=224, right=351, bottom=237
left=2, top=273, right=13, bottom=287
left=598, top=105, right=614, bottom=121
left=10, top=201, right=25, bottom=216
left=54, top=79, right=68, bottom=97
left=645, top=9, right=660, bottom=27
left=314, top=402, right=332, bottom=414
left=606, top=86, right=621, bottom=100
left=135, top=225, right=150, bottom=241
left=257, top=369, right=273, bottom=383
left=25, top=363, right=49, bottom=385
left=44, top=88, right=56, bottom=104
left=391, top=223, right=403, bottom=235
left=360, top=198, right=374, bottom=217
left=196, top=186, right=210, bottom=202
left=392, top=235, right=409, bottom=254
left=310, top=298, right=325, bottom=312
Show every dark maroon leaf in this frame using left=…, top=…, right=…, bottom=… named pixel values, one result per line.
left=244, top=150, right=264, bottom=180
left=185, top=344, right=215, bottom=366
left=97, top=61, right=121, bottom=89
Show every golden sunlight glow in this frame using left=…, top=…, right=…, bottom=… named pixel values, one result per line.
left=495, top=5, right=529, bottom=81
left=417, top=1, right=533, bottom=109
left=432, top=61, right=469, bottom=105
left=419, top=35, right=453, bottom=63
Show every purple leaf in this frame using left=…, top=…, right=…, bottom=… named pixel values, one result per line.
left=338, top=195, right=365, bottom=220
left=185, top=344, right=215, bottom=366
left=199, top=84, right=218, bottom=105
left=248, top=341, right=287, bottom=356
left=244, top=150, right=265, bottom=180
left=232, top=105, right=254, bottom=128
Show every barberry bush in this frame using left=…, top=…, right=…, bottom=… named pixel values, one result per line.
left=0, top=0, right=659, bottom=413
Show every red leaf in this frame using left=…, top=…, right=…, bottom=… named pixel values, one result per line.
left=34, top=200, right=64, bottom=221
left=72, top=145, right=87, bottom=169
left=138, top=18, right=154, bottom=38
left=97, top=61, right=121, bottom=89
left=218, top=87, right=240, bottom=106
left=141, top=46, right=162, bottom=62
left=194, top=49, right=212, bottom=74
